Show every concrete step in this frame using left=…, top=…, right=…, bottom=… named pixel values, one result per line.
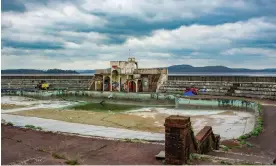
left=155, top=150, right=273, bottom=165
left=237, top=86, right=276, bottom=92
left=239, top=83, right=276, bottom=88
left=160, top=85, right=231, bottom=90
left=164, top=82, right=233, bottom=86
left=206, top=150, right=273, bottom=165
left=235, top=90, right=276, bottom=96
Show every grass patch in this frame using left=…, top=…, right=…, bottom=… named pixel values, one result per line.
left=120, top=138, right=148, bottom=143
left=7, top=122, right=14, bottom=126
left=25, top=124, right=43, bottom=131
left=37, top=148, right=47, bottom=152
left=65, top=159, right=79, bottom=165
left=222, top=146, right=229, bottom=152
left=52, top=152, right=66, bottom=159
left=221, top=160, right=232, bottom=165
left=69, top=102, right=142, bottom=112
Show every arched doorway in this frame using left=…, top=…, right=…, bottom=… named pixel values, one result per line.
left=103, top=76, right=110, bottom=91
left=138, top=80, right=143, bottom=92
left=128, top=81, right=136, bottom=92
left=95, top=81, right=103, bottom=91
left=112, top=70, right=119, bottom=91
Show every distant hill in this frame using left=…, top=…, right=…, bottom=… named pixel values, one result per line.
left=76, top=70, right=96, bottom=74
left=168, top=65, right=276, bottom=73
left=1, top=69, right=79, bottom=74
left=2, top=65, right=276, bottom=74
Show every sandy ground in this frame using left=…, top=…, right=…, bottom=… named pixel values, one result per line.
left=1, top=103, right=26, bottom=110
left=2, top=96, right=255, bottom=140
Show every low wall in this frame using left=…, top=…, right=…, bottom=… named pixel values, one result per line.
left=176, top=97, right=258, bottom=111
left=2, top=90, right=176, bottom=102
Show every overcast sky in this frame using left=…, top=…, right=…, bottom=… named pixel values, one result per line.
left=1, top=0, right=276, bottom=70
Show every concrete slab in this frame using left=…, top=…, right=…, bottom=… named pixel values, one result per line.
left=1, top=114, right=165, bottom=141
left=155, top=151, right=165, bottom=159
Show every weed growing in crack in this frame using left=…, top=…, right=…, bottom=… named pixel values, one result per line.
left=25, top=125, right=43, bottom=131
left=36, top=126, right=43, bottom=131
left=221, top=160, right=232, bottom=165
left=120, top=138, right=148, bottom=143
left=52, top=152, right=66, bottom=159
left=7, top=122, right=14, bottom=126
left=37, top=148, right=47, bottom=152
left=222, top=146, right=229, bottom=152
left=65, top=159, right=79, bottom=165
left=1, top=119, right=7, bottom=124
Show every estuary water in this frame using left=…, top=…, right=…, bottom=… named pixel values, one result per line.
left=78, top=72, right=276, bottom=76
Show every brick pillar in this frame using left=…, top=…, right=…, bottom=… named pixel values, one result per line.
left=164, top=115, right=191, bottom=165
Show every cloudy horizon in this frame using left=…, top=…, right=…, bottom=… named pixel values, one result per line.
left=1, top=0, right=276, bottom=70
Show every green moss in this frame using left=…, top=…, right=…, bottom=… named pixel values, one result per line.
left=238, top=103, right=263, bottom=142
left=7, top=122, right=14, bottom=126
left=69, top=102, right=142, bottom=112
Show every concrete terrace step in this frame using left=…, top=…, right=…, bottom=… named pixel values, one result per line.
left=237, top=86, right=276, bottom=92
left=206, top=150, right=273, bottom=165
left=159, top=90, right=227, bottom=96
left=233, top=93, right=276, bottom=100
left=235, top=90, right=276, bottom=96
left=164, top=82, right=233, bottom=86
left=160, top=85, right=231, bottom=89
left=239, top=83, right=276, bottom=88
left=159, top=87, right=228, bottom=93
left=159, top=87, right=230, bottom=91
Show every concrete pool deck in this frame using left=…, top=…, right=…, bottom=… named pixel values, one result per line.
left=1, top=114, right=165, bottom=141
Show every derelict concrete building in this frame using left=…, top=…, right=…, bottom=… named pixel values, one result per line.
left=89, top=58, right=168, bottom=92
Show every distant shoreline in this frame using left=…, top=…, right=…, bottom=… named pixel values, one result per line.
left=2, top=72, right=276, bottom=77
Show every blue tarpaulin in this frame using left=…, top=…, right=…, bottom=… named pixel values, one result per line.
left=184, top=90, right=196, bottom=96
